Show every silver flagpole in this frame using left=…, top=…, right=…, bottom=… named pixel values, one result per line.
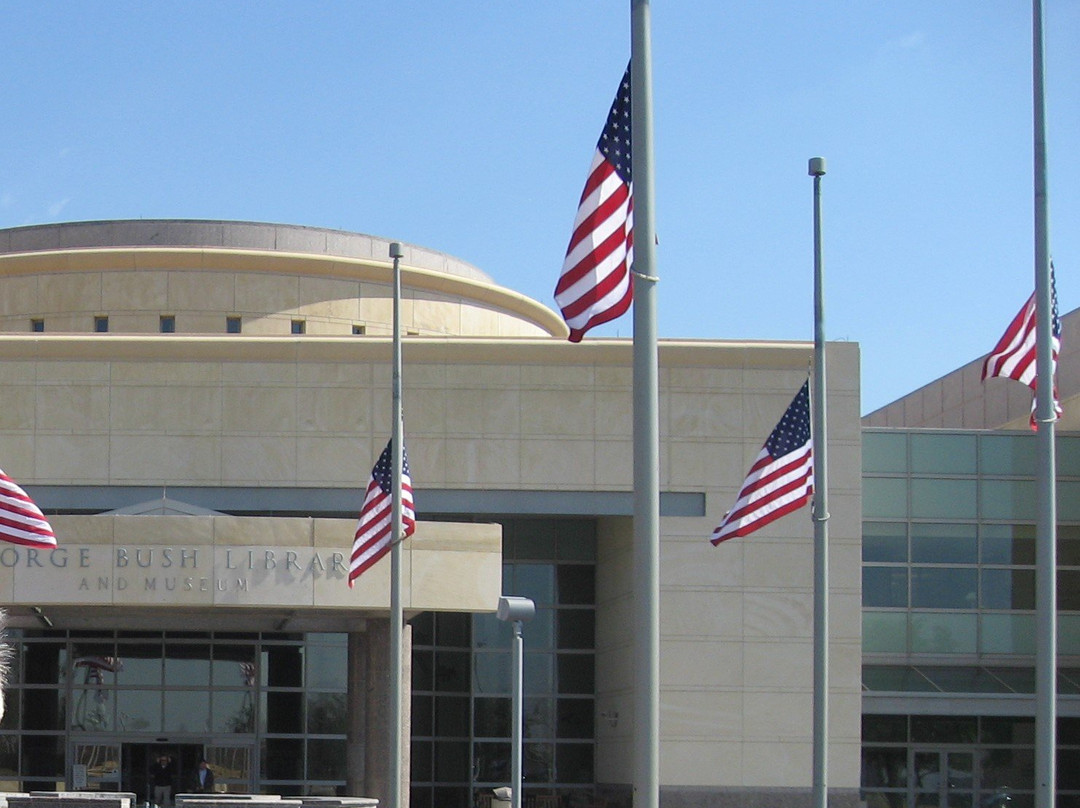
left=389, top=241, right=405, bottom=808
left=630, top=2, right=660, bottom=807
left=1032, top=1, right=1056, bottom=806
left=808, top=157, right=830, bottom=808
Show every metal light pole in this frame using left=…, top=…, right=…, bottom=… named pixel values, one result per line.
left=497, top=596, right=536, bottom=808
left=808, top=157, right=830, bottom=808
left=389, top=241, right=405, bottom=808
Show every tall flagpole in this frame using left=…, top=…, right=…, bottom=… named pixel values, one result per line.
left=630, top=2, right=660, bottom=807
left=808, top=157, right=830, bottom=808
left=389, top=241, right=405, bottom=808
left=1032, top=2, right=1056, bottom=806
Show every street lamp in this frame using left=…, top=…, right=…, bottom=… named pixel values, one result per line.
left=496, top=596, right=535, bottom=808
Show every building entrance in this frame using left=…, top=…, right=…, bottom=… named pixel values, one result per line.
left=124, top=744, right=202, bottom=805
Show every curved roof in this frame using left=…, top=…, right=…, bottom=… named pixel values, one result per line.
left=0, top=219, right=497, bottom=285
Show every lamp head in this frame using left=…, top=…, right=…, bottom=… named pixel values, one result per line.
left=496, top=596, right=535, bottom=623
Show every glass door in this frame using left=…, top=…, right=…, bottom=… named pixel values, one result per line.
left=913, top=749, right=975, bottom=808
left=202, top=742, right=254, bottom=794
left=71, top=742, right=121, bottom=792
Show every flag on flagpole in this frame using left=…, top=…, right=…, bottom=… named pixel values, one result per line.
left=981, top=263, right=1062, bottom=427
left=555, top=65, right=634, bottom=343
left=348, top=439, right=416, bottom=586
left=711, top=381, right=813, bottom=545
left=0, top=468, right=56, bottom=549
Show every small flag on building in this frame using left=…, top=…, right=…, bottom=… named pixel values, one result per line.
left=555, top=64, right=634, bottom=343
left=0, top=468, right=56, bottom=549
left=981, top=263, right=1062, bottom=427
left=711, top=381, right=813, bottom=545
left=349, top=439, right=416, bottom=586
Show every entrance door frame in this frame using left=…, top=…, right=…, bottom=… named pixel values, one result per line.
left=910, top=747, right=976, bottom=808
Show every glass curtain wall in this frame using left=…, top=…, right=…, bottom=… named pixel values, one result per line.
left=410, top=518, right=597, bottom=808
left=0, top=631, right=349, bottom=795
left=862, top=430, right=1080, bottom=807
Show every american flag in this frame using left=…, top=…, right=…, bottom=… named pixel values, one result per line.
left=981, top=263, right=1062, bottom=427
left=349, top=439, right=416, bottom=586
left=555, top=64, right=634, bottom=343
left=0, top=468, right=56, bottom=549
left=711, top=381, right=814, bottom=545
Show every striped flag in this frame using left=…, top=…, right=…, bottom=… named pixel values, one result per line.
left=0, top=468, right=56, bottom=549
left=348, top=438, right=416, bottom=586
left=555, top=64, right=633, bottom=343
left=981, top=264, right=1062, bottom=427
left=711, top=381, right=813, bottom=545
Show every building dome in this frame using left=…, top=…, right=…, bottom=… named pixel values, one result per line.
left=0, top=219, right=566, bottom=338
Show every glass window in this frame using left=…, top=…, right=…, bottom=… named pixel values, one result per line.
left=351, top=324, right=365, bottom=335
left=981, top=434, right=1037, bottom=476
left=307, top=693, right=346, bottom=734
left=291, top=320, right=305, bottom=334
left=980, top=614, right=1036, bottom=654
left=433, top=650, right=469, bottom=692
left=911, top=524, right=977, bottom=563
left=24, top=643, right=65, bottom=684
left=30, top=319, right=44, bottom=333
left=1058, top=481, right=1080, bottom=520
left=473, top=653, right=510, bottom=695
left=554, top=742, right=592, bottom=783
left=1060, top=615, right=1080, bottom=655
left=911, top=479, right=977, bottom=519
left=305, top=643, right=346, bottom=690
left=981, top=479, right=1036, bottom=520
left=863, top=478, right=907, bottom=519
left=262, top=738, right=303, bottom=780
left=509, top=521, right=557, bottom=560
left=474, top=697, right=510, bottom=737
left=435, top=741, right=469, bottom=782
left=556, top=699, right=593, bottom=739
left=434, top=695, right=469, bottom=737
left=24, top=689, right=64, bottom=730
left=912, top=568, right=977, bottom=608
left=556, top=521, right=597, bottom=561
left=262, top=645, right=303, bottom=687
left=513, top=564, right=555, bottom=605
left=159, top=315, right=176, bottom=333
left=863, top=567, right=908, bottom=607
left=116, top=690, right=162, bottom=732
left=557, top=610, right=595, bottom=650
left=163, top=690, right=210, bottom=732
left=117, top=645, right=162, bottom=686
left=473, top=613, right=511, bottom=651
left=862, top=714, right=908, bottom=742
left=164, top=645, right=210, bottom=686
left=264, top=691, right=303, bottom=733
left=862, top=667, right=936, bottom=693
left=912, top=433, right=976, bottom=474
left=523, top=653, right=553, bottom=694
left=558, top=565, right=595, bottom=605
left=863, top=523, right=907, bottom=562
left=226, top=316, right=242, bottom=334
left=981, top=525, right=1036, bottom=565
left=1061, top=570, right=1080, bottom=610
left=910, top=612, right=977, bottom=654
left=862, top=612, right=908, bottom=654
left=523, top=697, right=554, bottom=739
left=94, top=316, right=109, bottom=333
left=212, top=691, right=255, bottom=733
left=981, top=569, right=1036, bottom=610
left=436, top=613, right=471, bottom=647
left=862, top=747, right=908, bottom=789
left=1059, top=437, right=1080, bottom=476
left=863, top=432, right=908, bottom=473
left=557, top=654, right=595, bottom=695
left=911, top=715, right=977, bottom=743
left=307, top=739, right=346, bottom=781
left=412, top=694, right=433, bottom=736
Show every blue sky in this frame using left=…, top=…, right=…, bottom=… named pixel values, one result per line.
left=1, top=2, right=1077, bottom=415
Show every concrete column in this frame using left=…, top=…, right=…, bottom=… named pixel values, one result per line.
left=346, top=631, right=366, bottom=796
left=364, top=619, right=412, bottom=807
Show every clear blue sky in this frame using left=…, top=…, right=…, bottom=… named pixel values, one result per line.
left=1, top=2, right=1077, bottom=415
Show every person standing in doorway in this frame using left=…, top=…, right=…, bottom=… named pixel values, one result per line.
left=188, top=760, right=215, bottom=794
left=151, top=754, right=175, bottom=807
